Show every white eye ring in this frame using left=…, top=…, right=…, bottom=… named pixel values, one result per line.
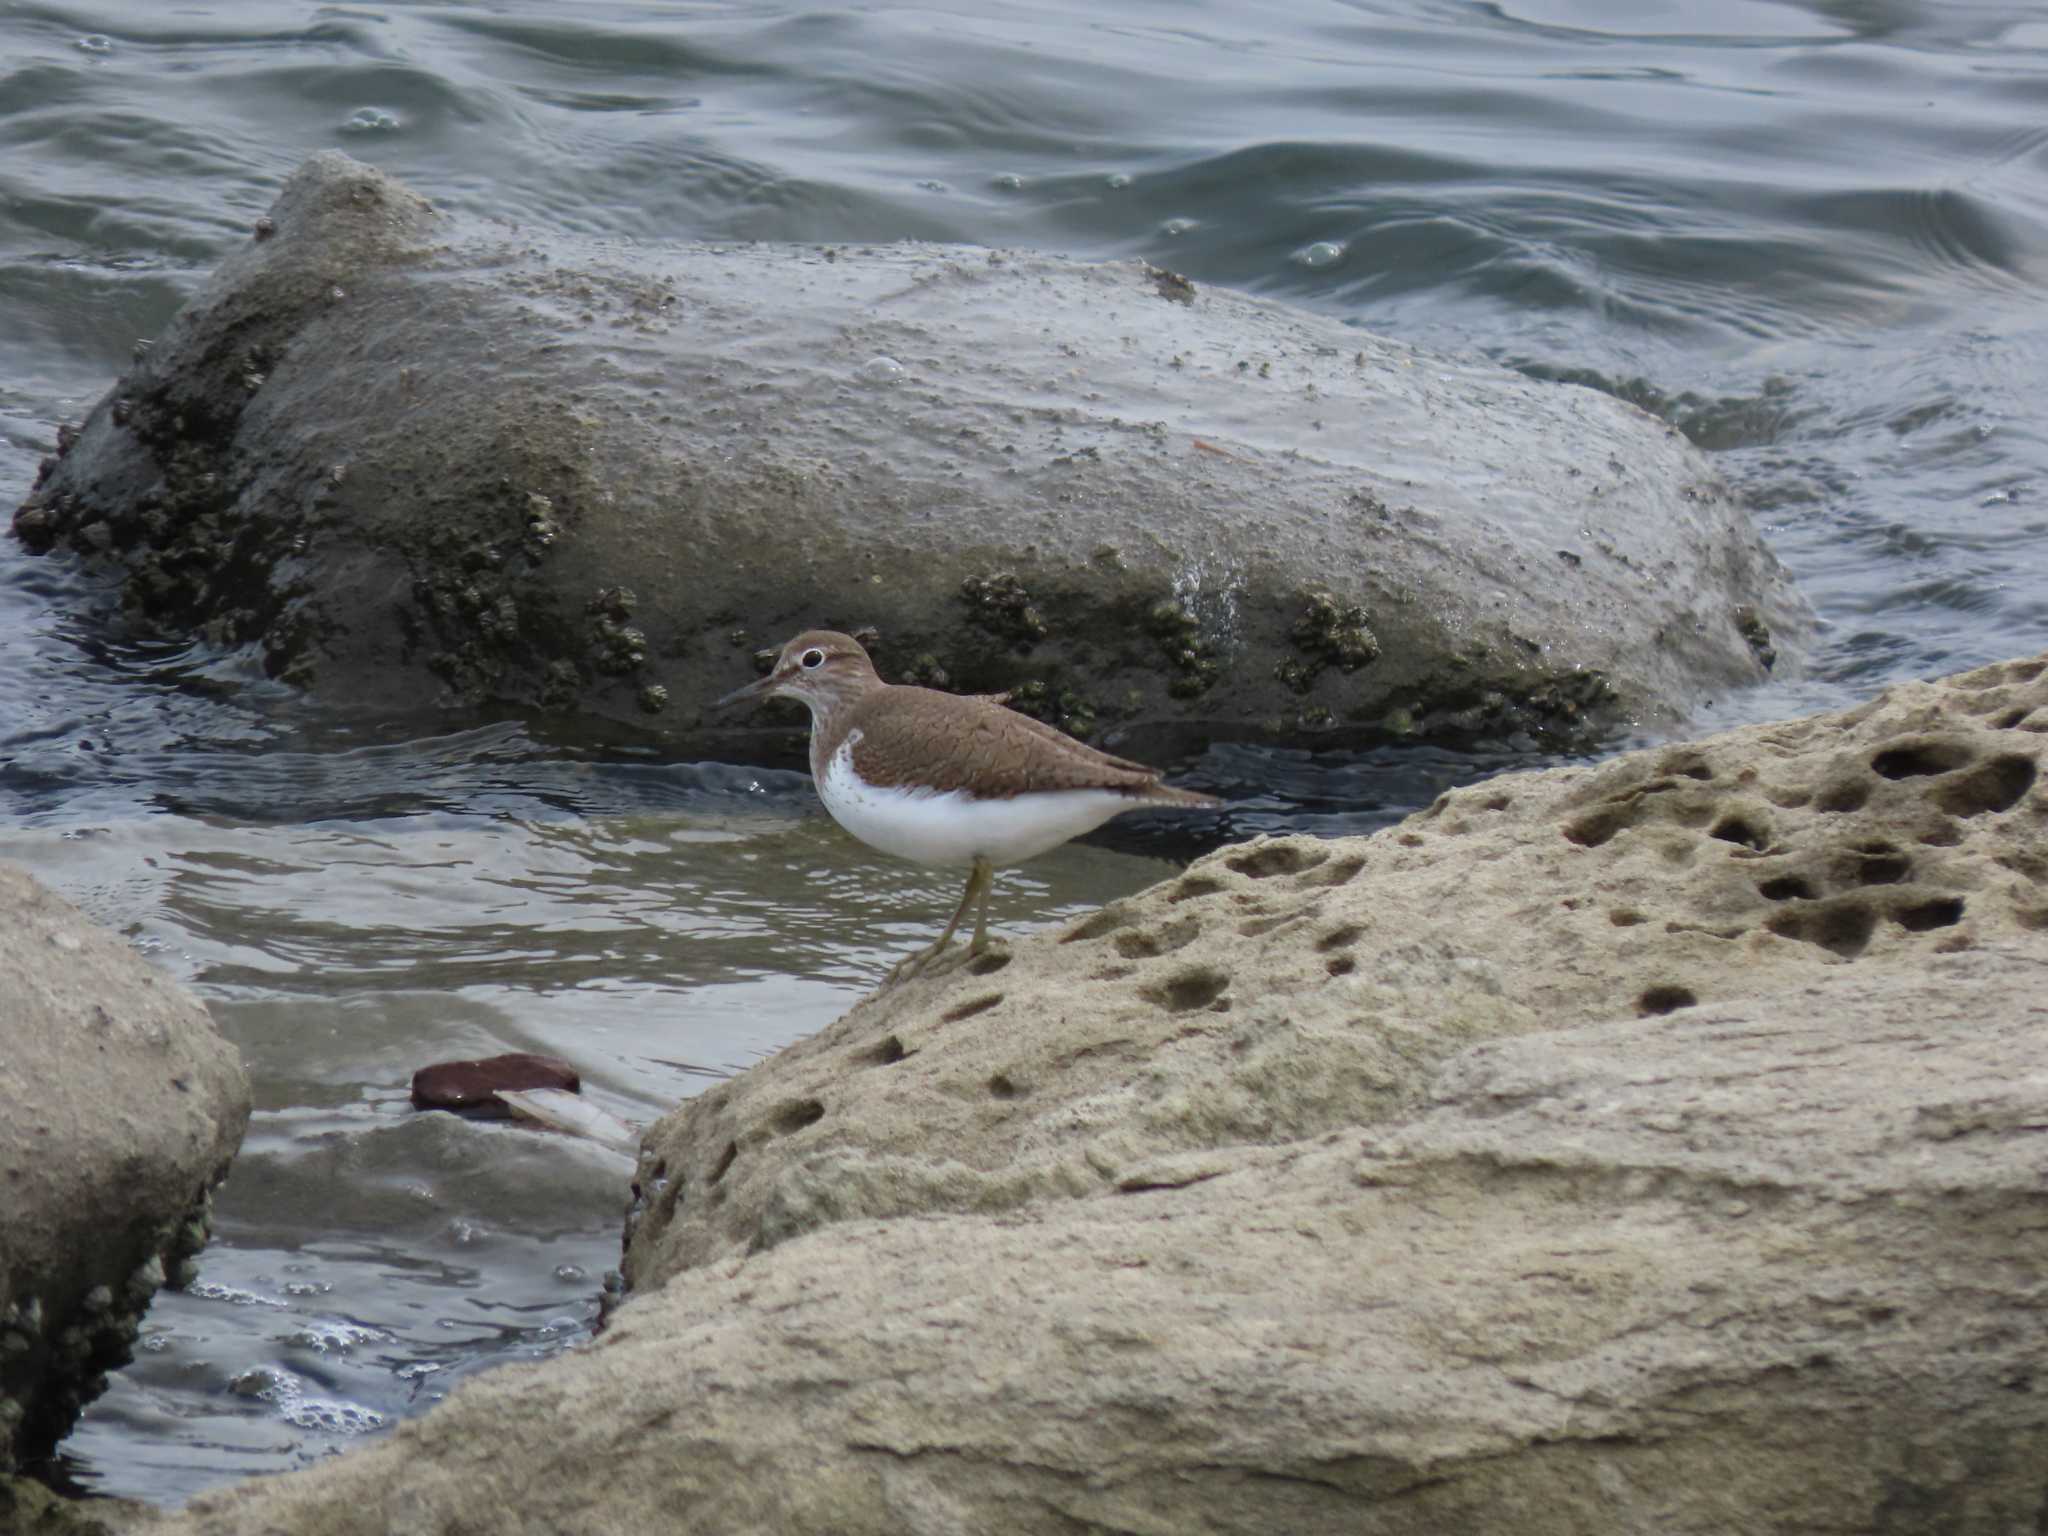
left=800, top=648, right=825, bottom=670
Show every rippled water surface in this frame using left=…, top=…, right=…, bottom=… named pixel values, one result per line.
left=4, top=0, right=2047, bottom=1505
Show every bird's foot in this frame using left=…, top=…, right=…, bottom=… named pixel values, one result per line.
left=881, top=938, right=955, bottom=988
left=880, top=923, right=1011, bottom=991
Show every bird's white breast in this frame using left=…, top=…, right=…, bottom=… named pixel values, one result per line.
left=817, top=731, right=1137, bottom=868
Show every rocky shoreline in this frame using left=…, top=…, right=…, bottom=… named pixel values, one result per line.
left=9, top=146, right=2039, bottom=1533
left=82, top=650, right=2048, bottom=1535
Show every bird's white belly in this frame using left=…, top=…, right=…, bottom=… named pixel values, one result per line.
left=817, top=734, right=1135, bottom=867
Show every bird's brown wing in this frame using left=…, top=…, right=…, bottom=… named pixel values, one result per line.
left=845, top=686, right=1195, bottom=800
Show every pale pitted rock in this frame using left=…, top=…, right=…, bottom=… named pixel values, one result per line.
left=624, top=650, right=2046, bottom=1283
left=13, top=152, right=1808, bottom=754
left=0, top=864, right=250, bottom=1472
left=139, top=949, right=2047, bottom=1535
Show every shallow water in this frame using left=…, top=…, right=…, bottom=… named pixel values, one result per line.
left=3, top=0, right=2047, bottom=1505
left=0, top=741, right=1198, bottom=1495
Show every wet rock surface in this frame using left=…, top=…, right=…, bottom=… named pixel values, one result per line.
left=0, top=865, right=249, bottom=1474
left=13, top=153, right=1808, bottom=758
left=121, top=654, right=2048, bottom=1534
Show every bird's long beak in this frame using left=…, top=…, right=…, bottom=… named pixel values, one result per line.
left=715, top=671, right=783, bottom=708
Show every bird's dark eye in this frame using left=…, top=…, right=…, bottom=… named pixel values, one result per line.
left=800, top=648, right=825, bottom=670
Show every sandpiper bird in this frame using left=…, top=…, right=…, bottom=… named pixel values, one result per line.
left=718, top=629, right=1220, bottom=978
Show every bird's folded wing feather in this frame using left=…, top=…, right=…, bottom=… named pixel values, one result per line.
left=846, top=687, right=1184, bottom=799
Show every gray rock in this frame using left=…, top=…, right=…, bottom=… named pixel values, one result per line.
left=13, top=153, right=1808, bottom=756
left=0, top=865, right=249, bottom=1472
left=127, top=654, right=2048, bottom=1534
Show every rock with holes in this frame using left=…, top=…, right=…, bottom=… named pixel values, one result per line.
left=141, top=946, right=2048, bottom=1534
left=626, top=650, right=2048, bottom=1283
left=12, top=152, right=1809, bottom=759
left=125, top=654, right=2048, bottom=1534
left=0, top=863, right=249, bottom=1475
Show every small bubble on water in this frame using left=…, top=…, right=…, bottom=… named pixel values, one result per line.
left=1294, top=241, right=1345, bottom=270
left=554, top=1264, right=588, bottom=1284
left=245, top=1358, right=356, bottom=1419
left=1160, top=217, right=1198, bottom=238
left=288, top=1320, right=384, bottom=1354
left=992, top=173, right=1024, bottom=192
left=189, top=1280, right=288, bottom=1310
left=284, top=1398, right=384, bottom=1434
left=341, top=108, right=400, bottom=135
left=1105, top=172, right=1132, bottom=190
left=857, top=356, right=904, bottom=383
left=75, top=34, right=113, bottom=55
left=915, top=178, right=949, bottom=193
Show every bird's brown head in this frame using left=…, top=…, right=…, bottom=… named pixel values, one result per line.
left=715, top=629, right=883, bottom=718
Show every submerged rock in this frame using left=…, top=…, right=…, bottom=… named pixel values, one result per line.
left=0, top=865, right=249, bottom=1473
left=130, top=654, right=2048, bottom=1533
left=13, top=153, right=1808, bottom=758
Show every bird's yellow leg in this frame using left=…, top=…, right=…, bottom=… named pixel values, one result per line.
left=967, top=859, right=998, bottom=955
left=891, top=858, right=992, bottom=982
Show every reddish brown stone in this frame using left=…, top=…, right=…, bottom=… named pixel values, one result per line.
left=410, top=1053, right=580, bottom=1116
